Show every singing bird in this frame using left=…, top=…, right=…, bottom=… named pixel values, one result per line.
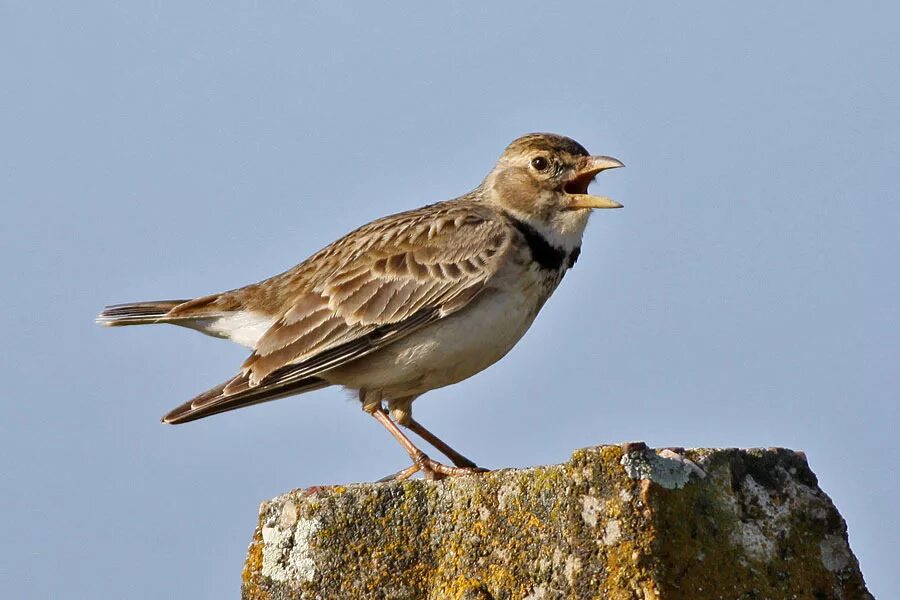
left=97, top=133, right=623, bottom=480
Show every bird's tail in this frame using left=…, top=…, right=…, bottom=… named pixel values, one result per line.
left=96, top=300, right=192, bottom=326
left=162, top=373, right=330, bottom=424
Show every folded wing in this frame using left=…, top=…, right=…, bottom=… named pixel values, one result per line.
left=163, top=203, right=511, bottom=423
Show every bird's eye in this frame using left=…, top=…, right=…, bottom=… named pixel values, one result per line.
left=530, top=156, right=550, bottom=172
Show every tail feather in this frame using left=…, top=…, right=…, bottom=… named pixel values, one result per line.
left=162, top=373, right=329, bottom=424
left=96, top=300, right=191, bottom=326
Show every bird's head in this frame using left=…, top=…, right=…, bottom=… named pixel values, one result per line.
left=483, top=133, right=623, bottom=245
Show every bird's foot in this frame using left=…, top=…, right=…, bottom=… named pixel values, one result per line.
left=379, top=452, right=488, bottom=482
left=419, top=456, right=488, bottom=481
left=444, top=454, right=479, bottom=469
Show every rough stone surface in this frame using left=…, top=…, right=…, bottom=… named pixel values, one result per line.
left=242, top=444, right=872, bottom=599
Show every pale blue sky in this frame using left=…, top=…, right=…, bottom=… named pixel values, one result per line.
left=2, top=2, right=897, bottom=598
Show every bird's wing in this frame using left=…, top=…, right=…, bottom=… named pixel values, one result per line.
left=163, top=202, right=513, bottom=423
left=242, top=203, right=511, bottom=385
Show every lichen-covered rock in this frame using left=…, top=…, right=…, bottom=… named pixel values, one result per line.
left=242, top=444, right=871, bottom=599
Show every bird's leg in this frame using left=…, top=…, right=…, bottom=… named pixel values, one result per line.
left=405, top=418, right=482, bottom=469
left=387, top=396, right=484, bottom=470
left=361, top=390, right=482, bottom=481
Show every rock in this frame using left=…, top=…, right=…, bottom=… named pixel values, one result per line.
left=242, top=444, right=872, bottom=599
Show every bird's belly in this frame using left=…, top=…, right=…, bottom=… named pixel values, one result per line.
left=323, top=287, right=543, bottom=397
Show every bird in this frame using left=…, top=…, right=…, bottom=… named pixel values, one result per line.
left=97, top=133, right=623, bottom=481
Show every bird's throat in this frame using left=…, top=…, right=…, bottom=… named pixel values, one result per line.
left=503, top=211, right=579, bottom=271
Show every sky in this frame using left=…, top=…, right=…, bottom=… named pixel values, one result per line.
left=2, top=2, right=897, bottom=598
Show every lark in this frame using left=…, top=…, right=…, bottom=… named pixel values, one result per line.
left=98, top=133, right=624, bottom=480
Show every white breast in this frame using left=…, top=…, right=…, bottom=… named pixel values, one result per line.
left=322, top=277, right=549, bottom=398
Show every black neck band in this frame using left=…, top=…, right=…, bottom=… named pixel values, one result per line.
left=503, top=212, right=573, bottom=271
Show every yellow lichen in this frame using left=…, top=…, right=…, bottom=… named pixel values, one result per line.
left=240, top=522, right=266, bottom=599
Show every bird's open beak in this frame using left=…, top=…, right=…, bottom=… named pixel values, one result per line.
left=563, top=155, right=624, bottom=210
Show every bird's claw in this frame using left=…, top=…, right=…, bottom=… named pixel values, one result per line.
left=379, top=453, right=488, bottom=482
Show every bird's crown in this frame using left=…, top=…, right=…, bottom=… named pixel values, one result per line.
left=500, top=132, right=590, bottom=160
